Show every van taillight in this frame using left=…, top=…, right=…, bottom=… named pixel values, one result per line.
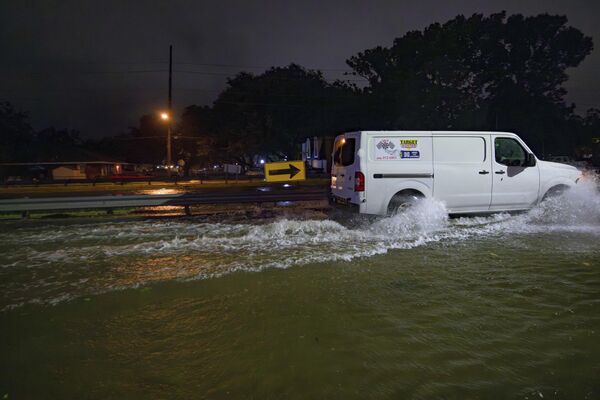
left=354, top=171, right=365, bottom=192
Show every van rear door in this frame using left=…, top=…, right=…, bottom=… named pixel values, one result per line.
left=331, top=133, right=361, bottom=205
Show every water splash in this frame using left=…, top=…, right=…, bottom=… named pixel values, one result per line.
left=370, top=198, right=449, bottom=237
left=527, top=176, right=600, bottom=229
left=1, top=178, right=598, bottom=310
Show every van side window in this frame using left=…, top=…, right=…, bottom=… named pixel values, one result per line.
left=334, top=138, right=356, bottom=166
left=495, top=138, right=526, bottom=166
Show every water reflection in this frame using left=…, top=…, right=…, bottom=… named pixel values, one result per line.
left=140, top=188, right=183, bottom=195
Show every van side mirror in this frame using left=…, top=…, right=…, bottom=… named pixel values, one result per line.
left=525, top=153, right=536, bottom=167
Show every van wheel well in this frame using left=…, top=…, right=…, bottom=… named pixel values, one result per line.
left=542, top=184, right=570, bottom=202
left=387, top=189, right=424, bottom=215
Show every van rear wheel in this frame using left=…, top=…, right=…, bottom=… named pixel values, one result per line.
left=387, top=191, right=423, bottom=216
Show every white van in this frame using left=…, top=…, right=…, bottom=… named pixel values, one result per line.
left=331, top=131, right=582, bottom=215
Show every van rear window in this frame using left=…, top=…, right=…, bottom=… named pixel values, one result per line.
left=334, top=138, right=356, bottom=166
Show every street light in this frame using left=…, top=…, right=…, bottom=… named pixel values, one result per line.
left=159, top=111, right=172, bottom=167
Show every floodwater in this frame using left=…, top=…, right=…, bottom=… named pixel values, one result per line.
left=1, top=180, right=599, bottom=399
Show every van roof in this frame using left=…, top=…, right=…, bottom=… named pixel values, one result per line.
left=342, top=130, right=518, bottom=136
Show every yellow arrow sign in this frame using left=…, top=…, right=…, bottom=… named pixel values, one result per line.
left=264, top=161, right=306, bottom=182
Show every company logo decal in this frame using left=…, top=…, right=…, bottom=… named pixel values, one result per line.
left=400, top=139, right=418, bottom=149
left=376, top=139, right=395, bottom=151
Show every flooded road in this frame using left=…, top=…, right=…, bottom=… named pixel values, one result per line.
left=1, top=180, right=599, bottom=398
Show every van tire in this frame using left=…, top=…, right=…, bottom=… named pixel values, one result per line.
left=541, top=185, right=570, bottom=202
left=387, top=190, right=423, bottom=216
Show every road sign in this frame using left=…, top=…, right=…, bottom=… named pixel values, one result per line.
left=223, top=163, right=242, bottom=174
left=264, top=160, right=306, bottom=182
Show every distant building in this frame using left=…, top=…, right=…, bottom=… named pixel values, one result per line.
left=0, top=161, right=133, bottom=183
left=52, top=165, right=86, bottom=180
left=301, top=136, right=333, bottom=172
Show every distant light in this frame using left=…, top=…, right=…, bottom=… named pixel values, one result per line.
left=260, top=159, right=265, bottom=164
left=283, top=183, right=292, bottom=188
left=341, top=138, right=346, bottom=145
left=160, top=112, right=170, bottom=121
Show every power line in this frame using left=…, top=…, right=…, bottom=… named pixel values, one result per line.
left=0, top=69, right=366, bottom=85
left=213, top=100, right=307, bottom=107
left=80, top=69, right=169, bottom=75
left=173, top=69, right=366, bottom=82
left=0, top=87, right=363, bottom=104
left=0, top=69, right=169, bottom=76
left=0, top=62, right=364, bottom=80
left=2, top=60, right=354, bottom=72
left=175, top=62, right=354, bottom=73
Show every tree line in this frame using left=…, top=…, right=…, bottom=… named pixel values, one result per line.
left=2, top=12, right=599, bottom=166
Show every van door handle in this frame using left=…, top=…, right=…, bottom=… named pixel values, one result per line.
left=478, top=170, right=489, bottom=175
left=495, top=170, right=506, bottom=175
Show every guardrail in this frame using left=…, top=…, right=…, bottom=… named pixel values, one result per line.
left=2, top=175, right=262, bottom=187
left=1, top=172, right=331, bottom=187
left=0, top=189, right=329, bottom=215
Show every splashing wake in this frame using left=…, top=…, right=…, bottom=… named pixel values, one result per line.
left=0, top=178, right=598, bottom=310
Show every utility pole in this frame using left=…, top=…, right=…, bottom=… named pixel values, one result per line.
left=167, top=44, right=173, bottom=167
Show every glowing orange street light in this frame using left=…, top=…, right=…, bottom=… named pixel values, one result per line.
left=159, top=111, right=172, bottom=167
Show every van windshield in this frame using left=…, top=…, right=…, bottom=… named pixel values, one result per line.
left=334, top=138, right=356, bottom=167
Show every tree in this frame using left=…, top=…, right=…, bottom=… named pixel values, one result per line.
left=177, top=105, right=217, bottom=169
left=210, top=64, right=359, bottom=166
left=0, top=103, right=84, bottom=162
left=347, top=12, right=593, bottom=154
left=89, top=114, right=167, bottom=164
left=33, top=127, right=82, bottom=161
left=0, top=102, right=35, bottom=162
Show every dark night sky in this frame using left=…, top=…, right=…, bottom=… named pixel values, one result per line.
left=1, top=0, right=599, bottom=138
